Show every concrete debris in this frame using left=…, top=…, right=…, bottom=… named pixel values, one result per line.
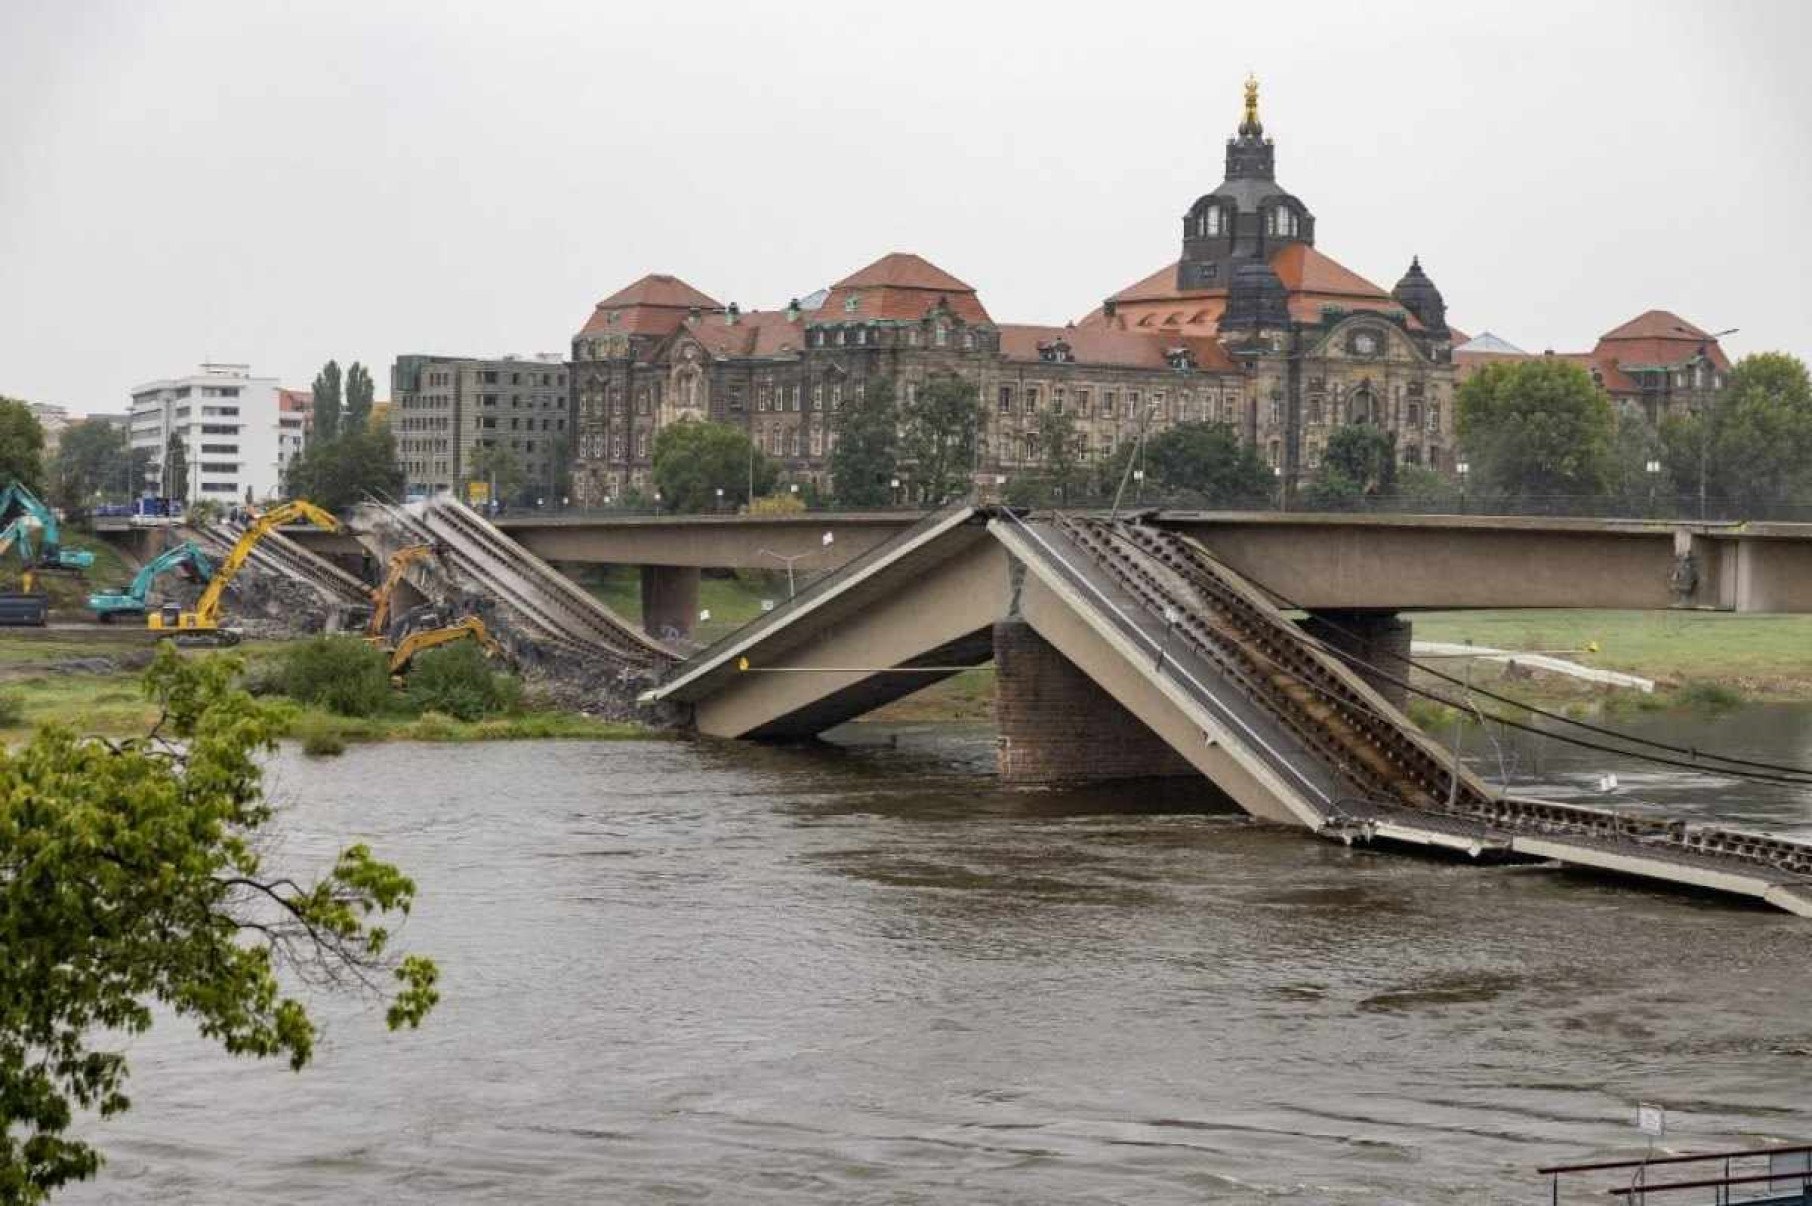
left=348, top=500, right=681, bottom=722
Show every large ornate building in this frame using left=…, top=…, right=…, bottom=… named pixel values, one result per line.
left=568, top=79, right=1457, bottom=505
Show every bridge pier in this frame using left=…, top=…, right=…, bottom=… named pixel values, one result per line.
left=641, top=565, right=701, bottom=642
left=1297, top=610, right=1411, bottom=712
left=993, top=618, right=1199, bottom=783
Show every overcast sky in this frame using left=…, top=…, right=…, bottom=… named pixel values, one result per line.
left=3, top=0, right=1807, bottom=414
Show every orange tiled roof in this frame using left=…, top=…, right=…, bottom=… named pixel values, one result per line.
left=595, top=273, right=720, bottom=312
left=1600, top=310, right=1710, bottom=343
left=816, top=252, right=993, bottom=326
left=578, top=274, right=723, bottom=338
left=679, top=310, right=806, bottom=359
left=998, top=324, right=1237, bottom=372
left=1593, top=310, right=1731, bottom=373
left=1084, top=245, right=1412, bottom=334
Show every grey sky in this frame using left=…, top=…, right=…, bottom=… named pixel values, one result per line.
left=3, top=0, right=1807, bottom=414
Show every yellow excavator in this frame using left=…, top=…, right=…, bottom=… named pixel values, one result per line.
left=365, top=541, right=445, bottom=642
left=385, top=614, right=503, bottom=680
left=148, top=499, right=341, bottom=644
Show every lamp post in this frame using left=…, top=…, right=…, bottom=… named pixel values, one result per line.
left=714, top=486, right=724, bottom=513
left=757, top=531, right=834, bottom=599
left=1456, top=460, right=1470, bottom=514
left=890, top=476, right=901, bottom=507
left=1644, top=458, right=1661, bottom=518
left=1133, top=466, right=1145, bottom=505
left=1272, top=463, right=1284, bottom=512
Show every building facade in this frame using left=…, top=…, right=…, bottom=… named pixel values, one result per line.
left=276, top=387, right=312, bottom=483
left=567, top=79, right=1455, bottom=505
left=127, top=363, right=282, bottom=503
left=390, top=353, right=571, bottom=500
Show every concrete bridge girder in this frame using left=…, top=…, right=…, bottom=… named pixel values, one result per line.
left=663, top=519, right=1012, bottom=739
left=993, top=522, right=1327, bottom=829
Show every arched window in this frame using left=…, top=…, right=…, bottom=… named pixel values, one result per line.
left=1270, top=206, right=1296, bottom=237
left=1196, top=206, right=1223, bottom=237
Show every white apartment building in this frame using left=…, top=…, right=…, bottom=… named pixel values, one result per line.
left=128, top=364, right=282, bottom=503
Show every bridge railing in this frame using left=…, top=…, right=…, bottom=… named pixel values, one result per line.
left=474, top=493, right=1812, bottom=526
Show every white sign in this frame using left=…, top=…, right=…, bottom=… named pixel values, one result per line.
left=1636, top=1104, right=1665, bottom=1137
left=760, top=600, right=775, bottom=612
left=698, top=608, right=712, bottom=622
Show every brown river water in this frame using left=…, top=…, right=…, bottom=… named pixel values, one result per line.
left=64, top=707, right=1812, bottom=1204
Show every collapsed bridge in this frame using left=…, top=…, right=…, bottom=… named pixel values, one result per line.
left=644, top=505, right=1812, bottom=917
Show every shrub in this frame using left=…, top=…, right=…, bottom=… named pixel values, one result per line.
left=299, top=720, right=346, bottom=757
left=0, top=690, right=24, bottom=727
left=281, top=637, right=392, bottom=717
left=402, top=642, right=519, bottom=721
left=1674, top=679, right=1743, bottom=711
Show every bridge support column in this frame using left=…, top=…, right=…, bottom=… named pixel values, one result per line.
left=1298, top=610, right=1411, bottom=713
left=993, top=618, right=1197, bottom=783
left=641, top=565, right=700, bottom=642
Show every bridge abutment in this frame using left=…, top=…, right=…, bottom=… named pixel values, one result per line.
left=641, top=565, right=701, bottom=641
left=993, top=618, right=1198, bottom=783
left=1297, top=610, right=1411, bottom=712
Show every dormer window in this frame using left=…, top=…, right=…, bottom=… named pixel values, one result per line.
left=1195, top=205, right=1223, bottom=238
left=1268, top=206, right=1299, bottom=237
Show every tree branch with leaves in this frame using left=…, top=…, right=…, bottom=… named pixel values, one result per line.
left=0, top=645, right=439, bottom=1202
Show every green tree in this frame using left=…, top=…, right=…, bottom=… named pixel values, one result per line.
left=1301, top=424, right=1397, bottom=511
left=283, top=426, right=404, bottom=511
left=829, top=374, right=899, bottom=507
left=1456, top=359, right=1614, bottom=501
left=1040, top=404, right=1087, bottom=502
left=901, top=373, right=980, bottom=505
left=0, top=646, right=438, bottom=1201
left=652, top=419, right=776, bottom=513
left=312, top=360, right=343, bottom=443
left=464, top=441, right=525, bottom=506
left=1662, top=352, right=1812, bottom=516
left=1607, top=407, right=1671, bottom=514
left=163, top=432, right=189, bottom=500
left=48, top=419, right=131, bottom=512
left=344, top=363, right=375, bottom=433
left=1102, top=421, right=1272, bottom=506
left=0, top=398, right=46, bottom=493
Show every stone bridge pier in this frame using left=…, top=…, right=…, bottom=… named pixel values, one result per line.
left=992, top=618, right=1198, bottom=783
left=641, top=565, right=701, bottom=642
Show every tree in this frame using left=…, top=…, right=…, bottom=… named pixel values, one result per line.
left=312, top=360, right=343, bottom=443
left=901, top=373, right=980, bottom=505
left=0, top=646, right=438, bottom=1200
left=1607, top=407, right=1671, bottom=514
left=651, top=419, right=776, bottom=513
left=163, top=432, right=189, bottom=500
left=465, top=441, right=525, bottom=506
left=1301, top=424, right=1397, bottom=510
left=1102, top=421, right=1272, bottom=506
left=344, top=363, right=375, bottom=433
left=283, top=426, right=404, bottom=511
left=1662, top=352, right=1812, bottom=516
left=1456, top=359, right=1614, bottom=501
left=829, top=374, right=899, bottom=507
left=1040, top=405, right=1087, bottom=502
left=47, top=420, right=131, bottom=512
left=0, top=398, right=46, bottom=493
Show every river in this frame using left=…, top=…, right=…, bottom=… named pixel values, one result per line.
left=65, top=706, right=1812, bottom=1204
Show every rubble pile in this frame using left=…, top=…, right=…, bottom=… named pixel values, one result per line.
left=348, top=502, right=675, bottom=722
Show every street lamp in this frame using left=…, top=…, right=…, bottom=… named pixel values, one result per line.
left=1456, top=460, right=1470, bottom=514
left=1645, top=458, right=1662, bottom=518
left=714, top=486, right=724, bottom=513
left=1272, top=463, right=1284, bottom=512
left=1133, top=466, right=1145, bottom=505
left=890, top=476, right=901, bottom=507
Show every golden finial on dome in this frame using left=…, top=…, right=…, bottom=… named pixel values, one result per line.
left=1243, top=73, right=1260, bottom=128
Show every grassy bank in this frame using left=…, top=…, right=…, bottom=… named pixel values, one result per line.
left=0, top=631, right=649, bottom=747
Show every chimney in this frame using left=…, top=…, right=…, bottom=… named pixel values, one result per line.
left=787, top=298, right=801, bottom=322
left=1103, top=298, right=1119, bottom=320
left=726, top=302, right=740, bottom=325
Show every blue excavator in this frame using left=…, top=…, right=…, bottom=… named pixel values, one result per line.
left=0, top=482, right=96, bottom=573
left=87, top=541, right=215, bottom=621
left=0, top=515, right=50, bottom=625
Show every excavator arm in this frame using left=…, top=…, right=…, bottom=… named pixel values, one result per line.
left=368, top=542, right=443, bottom=638
left=386, top=615, right=503, bottom=677
left=151, top=499, right=340, bottom=637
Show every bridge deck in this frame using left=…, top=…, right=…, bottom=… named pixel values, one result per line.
left=644, top=506, right=1812, bottom=916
